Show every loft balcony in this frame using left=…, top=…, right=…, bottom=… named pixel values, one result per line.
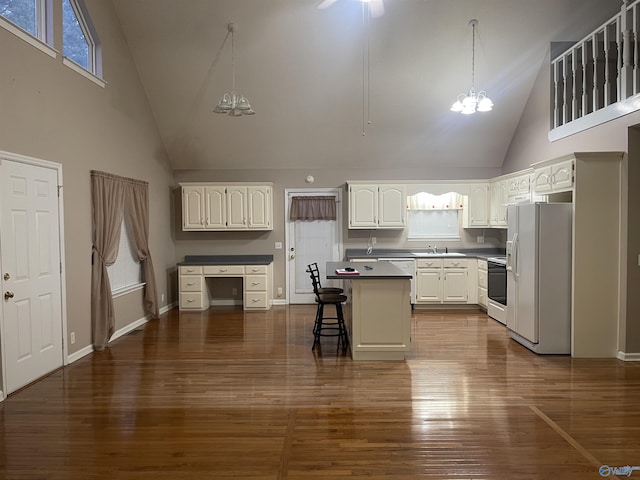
left=550, top=0, right=640, bottom=141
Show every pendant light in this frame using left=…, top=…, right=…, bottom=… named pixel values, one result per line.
left=451, top=19, right=493, bottom=115
left=214, top=23, right=255, bottom=116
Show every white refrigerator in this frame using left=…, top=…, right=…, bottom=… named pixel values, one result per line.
left=506, top=203, right=572, bottom=354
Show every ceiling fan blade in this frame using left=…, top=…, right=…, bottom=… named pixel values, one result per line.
left=317, top=0, right=338, bottom=10
left=369, top=0, right=385, bottom=18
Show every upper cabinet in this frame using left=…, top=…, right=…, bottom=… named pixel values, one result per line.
left=463, top=183, right=489, bottom=227
left=348, top=183, right=406, bottom=229
left=489, top=180, right=508, bottom=228
left=532, top=158, right=575, bottom=195
left=180, top=183, right=273, bottom=231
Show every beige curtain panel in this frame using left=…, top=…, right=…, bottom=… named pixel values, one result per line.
left=90, top=171, right=159, bottom=351
left=289, top=196, right=337, bottom=220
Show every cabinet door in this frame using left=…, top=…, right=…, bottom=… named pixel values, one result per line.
left=496, top=181, right=508, bottom=226
left=533, top=167, right=553, bottom=194
left=205, top=186, right=227, bottom=229
left=416, top=269, right=441, bottom=303
left=247, top=186, right=272, bottom=230
left=467, top=184, right=489, bottom=227
left=378, top=184, right=406, bottom=228
left=443, top=269, right=468, bottom=302
left=349, top=185, right=378, bottom=228
left=551, top=159, right=574, bottom=192
left=182, top=186, right=205, bottom=230
left=227, top=186, right=248, bottom=229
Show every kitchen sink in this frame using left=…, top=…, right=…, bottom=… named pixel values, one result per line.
left=412, top=252, right=466, bottom=257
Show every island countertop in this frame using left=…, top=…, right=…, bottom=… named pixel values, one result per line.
left=326, top=261, right=412, bottom=279
left=178, top=255, right=274, bottom=266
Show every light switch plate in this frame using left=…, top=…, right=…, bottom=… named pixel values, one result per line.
left=275, top=242, right=283, bottom=249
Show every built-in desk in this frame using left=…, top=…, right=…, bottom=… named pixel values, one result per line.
left=177, top=255, right=273, bottom=311
left=327, top=261, right=412, bottom=360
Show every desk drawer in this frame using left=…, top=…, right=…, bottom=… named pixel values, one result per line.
left=180, top=266, right=202, bottom=275
left=180, top=292, right=205, bottom=309
left=244, top=292, right=267, bottom=308
left=180, top=275, right=203, bottom=292
left=245, top=275, right=267, bottom=291
left=245, top=265, right=267, bottom=275
left=203, top=265, right=244, bottom=275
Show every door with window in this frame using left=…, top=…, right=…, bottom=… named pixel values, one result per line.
left=286, top=189, right=342, bottom=304
left=0, top=158, right=64, bottom=394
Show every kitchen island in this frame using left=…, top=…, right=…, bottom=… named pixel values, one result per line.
left=327, top=261, right=412, bottom=360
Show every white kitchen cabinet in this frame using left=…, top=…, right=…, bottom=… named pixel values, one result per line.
left=416, top=268, right=442, bottom=303
left=415, top=258, right=470, bottom=304
left=180, top=183, right=273, bottom=231
left=348, top=183, right=406, bottom=229
left=477, top=259, right=488, bottom=309
left=489, top=180, right=508, bottom=227
left=532, top=158, right=574, bottom=195
left=179, top=263, right=273, bottom=311
left=463, top=183, right=489, bottom=227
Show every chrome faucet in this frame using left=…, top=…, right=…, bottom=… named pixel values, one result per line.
left=428, top=245, right=438, bottom=254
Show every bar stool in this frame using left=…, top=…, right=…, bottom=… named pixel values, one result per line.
left=307, top=265, right=349, bottom=352
left=306, top=263, right=343, bottom=294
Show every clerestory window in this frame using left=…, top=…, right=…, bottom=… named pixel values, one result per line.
left=62, top=0, right=101, bottom=78
left=0, top=0, right=51, bottom=45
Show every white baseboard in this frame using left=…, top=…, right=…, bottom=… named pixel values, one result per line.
left=67, top=344, right=94, bottom=364
left=210, top=299, right=243, bottom=306
left=617, top=351, right=640, bottom=361
left=66, top=304, right=179, bottom=366
left=273, top=299, right=287, bottom=306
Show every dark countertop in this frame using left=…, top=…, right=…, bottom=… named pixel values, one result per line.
left=326, top=261, right=412, bottom=279
left=178, top=255, right=274, bottom=266
left=344, top=248, right=505, bottom=261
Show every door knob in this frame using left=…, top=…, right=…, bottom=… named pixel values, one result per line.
left=4, top=291, right=14, bottom=300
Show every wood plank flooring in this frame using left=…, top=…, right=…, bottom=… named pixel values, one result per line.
left=1, top=305, right=639, bottom=479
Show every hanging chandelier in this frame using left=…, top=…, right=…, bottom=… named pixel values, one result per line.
left=214, top=23, right=255, bottom=116
left=450, top=19, right=493, bottom=115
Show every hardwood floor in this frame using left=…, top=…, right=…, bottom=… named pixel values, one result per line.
left=1, top=305, right=639, bottom=479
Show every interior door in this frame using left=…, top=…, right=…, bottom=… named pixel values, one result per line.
left=0, top=159, right=64, bottom=394
left=286, top=189, right=342, bottom=304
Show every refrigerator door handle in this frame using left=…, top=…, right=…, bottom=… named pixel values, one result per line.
left=512, top=233, right=519, bottom=277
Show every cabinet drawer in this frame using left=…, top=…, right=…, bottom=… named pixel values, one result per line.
left=443, top=258, right=467, bottom=268
left=180, top=265, right=202, bottom=275
left=416, top=258, right=443, bottom=269
left=478, top=269, right=488, bottom=289
left=180, top=292, right=205, bottom=309
left=478, top=287, right=488, bottom=307
left=244, top=292, right=267, bottom=308
left=203, top=265, right=244, bottom=275
left=477, top=259, right=487, bottom=271
left=245, top=265, right=267, bottom=275
left=180, top=275, right=203, bottom=292
left=245, top=275, right=267, bottom=291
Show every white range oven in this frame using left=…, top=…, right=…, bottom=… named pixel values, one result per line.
left=487, top=256, right=507, bottom=324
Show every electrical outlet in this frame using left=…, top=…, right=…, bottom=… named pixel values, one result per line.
left=275, top=242, right=283, bottom=249
left=372, top=237, right=377, bottom=245
left=277, top=287, right=283, bottom=297
left=70, top=332, right=76, bottom=344
left=477, top=235, right=485, bottom=243
left=232, top=288, right=238, bottom=296
left=161, top=293, right=165, bottom=303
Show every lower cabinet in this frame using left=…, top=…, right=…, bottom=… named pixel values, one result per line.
left=477, top=259, right=488, bottom=309
left=415, top=258, right=473, bottom=304
left=178, top=263, right=273, bottom=311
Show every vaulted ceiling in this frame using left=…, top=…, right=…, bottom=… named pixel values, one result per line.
left=111, top=0, right=620, bottom=172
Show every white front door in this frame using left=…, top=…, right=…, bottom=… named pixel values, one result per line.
left=0, top=159, right=64, bottom=394
left=286, top=189, right=342, bottom=304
